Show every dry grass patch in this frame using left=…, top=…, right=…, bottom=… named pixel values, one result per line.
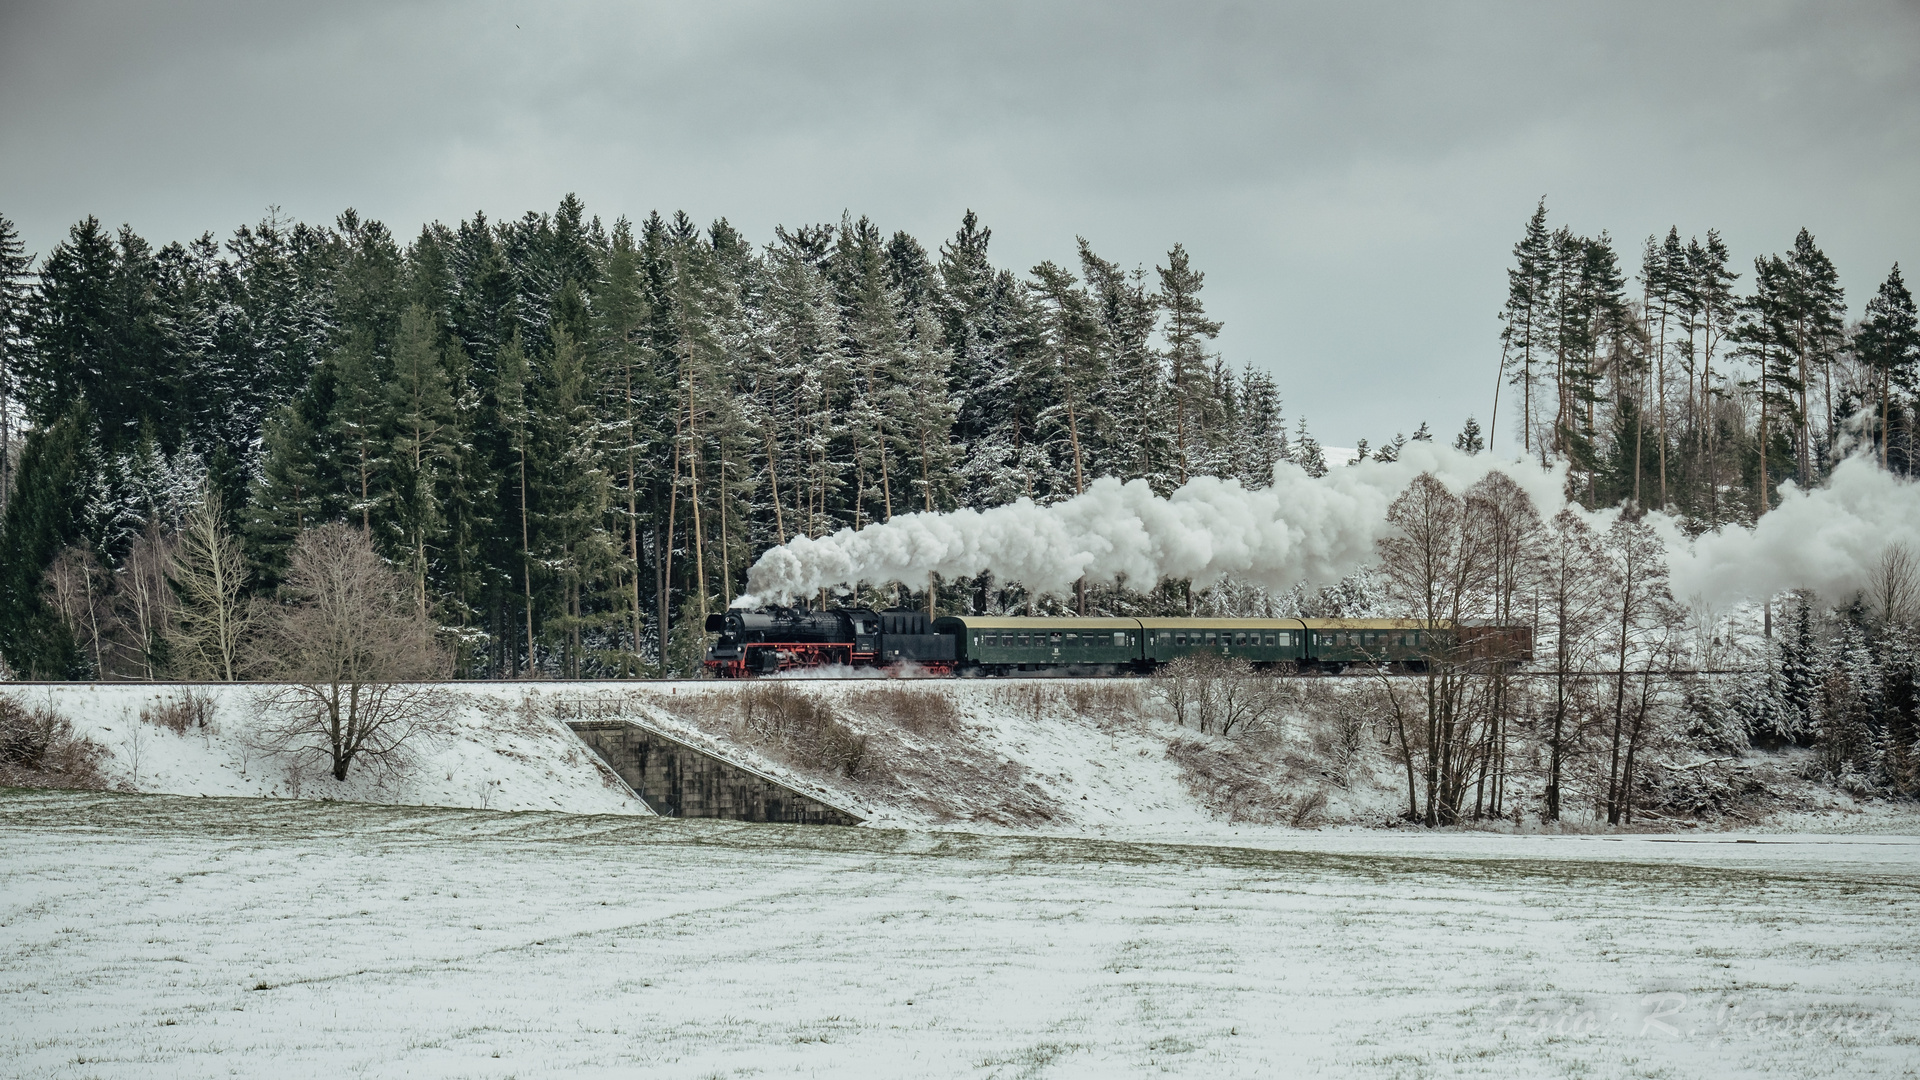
left=735, top=683, right=875, bottom=779
left=140, top=689, right=215, bottom=735
left=841, top=684, right=960, bottom=733
left=0, top=695, right=107, bottom=791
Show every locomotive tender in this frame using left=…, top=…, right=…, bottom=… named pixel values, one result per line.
left=703, top=608, right=1532, bottom=677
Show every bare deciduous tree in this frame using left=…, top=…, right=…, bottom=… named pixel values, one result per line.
left=167, top=491, right=251, bottom=681
left=42, top=526, right=181, bottom=681
left=1601, top=512, right=1676, bottom=825
left=255, top=524, right=451, bottom=781
left=1464, top=471, right=1541, bottom=820
left=1152, top=652, right=1285, bottom=736
left=115, top=525, right=178, bottom=680
left=43, top=545, right=111, bottom=676
left=1868, top=542, right=1919, bottom=629
left=1537, top=509, right=1609, bottom=821
left=1378, top=472, right=1496, bottom=825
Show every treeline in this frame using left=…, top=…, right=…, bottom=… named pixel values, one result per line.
left=1498, top=200, right=1920, bottom=521
left=0, top=201, right=1321, bottom=679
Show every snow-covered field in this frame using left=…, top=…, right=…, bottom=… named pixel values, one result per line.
left=3, top=789, right=1915, bottom=1078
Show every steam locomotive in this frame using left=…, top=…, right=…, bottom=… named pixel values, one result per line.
left=702, top=608, right=1532, bottom=677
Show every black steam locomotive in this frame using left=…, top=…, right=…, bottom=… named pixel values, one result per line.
left=703, top=607, right=957, bottom=676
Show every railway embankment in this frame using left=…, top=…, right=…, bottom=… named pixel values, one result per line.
left=6, top=678, right=1917, bottom=838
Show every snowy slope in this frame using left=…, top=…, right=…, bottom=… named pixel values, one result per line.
left=4, top=683, right=646, bottom=815
left=11, top=677, right=1916, bottom=838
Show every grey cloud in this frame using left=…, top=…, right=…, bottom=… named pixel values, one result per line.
left=2, top=0, right=1916, bottom=445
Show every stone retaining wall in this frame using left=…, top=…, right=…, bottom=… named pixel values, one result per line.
left=569, top=719, right=863, bottom=826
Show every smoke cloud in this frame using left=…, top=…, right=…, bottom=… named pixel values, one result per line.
left=743, top=443, right=1565, bottom=604
left=1664, top=456, right=1920, bottom=606
left=743, top=444, right=1920, bottom=612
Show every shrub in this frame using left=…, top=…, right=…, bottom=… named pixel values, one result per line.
left=141, top=689, right=215, bottom=735
left=1151, top=654, right=1285, bottom=736
left=737, top=683, right=874, bottom=779
left=0, top=695, right=107, bottom=790
left=844, top=684, right=959, bottom=733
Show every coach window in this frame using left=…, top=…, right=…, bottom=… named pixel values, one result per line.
left=1233, top=632, right=1246, bottom=646
left=1205, top=632, right=1217, bottom=646
left=1065, top=633, right=1079, bottom=647
left=1050, top=632, right=1063, bottom=645
left=1017, top=633, right=1029, bottom=647
left=1174, top=633, right=1186, bottom=646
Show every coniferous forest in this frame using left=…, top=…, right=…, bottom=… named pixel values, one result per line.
left=0, top=197, right=1914, bottom=683
left=0, top=200, right=1302, bottom=679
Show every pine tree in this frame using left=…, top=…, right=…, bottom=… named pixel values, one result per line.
left=1028, top=260, right=1105, bottom=496
left=1856, top=264, right=1919, bottom=469
left=1733, top=255, right=1804, bottom=512
left=1498, top=199, right=1553, bottom=457
left=1783, top=229, right=1847, bottom=478
left=1687, top=230, right=1739, bottom=524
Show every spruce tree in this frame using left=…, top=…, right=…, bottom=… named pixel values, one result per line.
left=0, top=213, right=32, bottom=522
left=1078, top=240, right=1167, bottom=489
left=386, top=303, right=459, bottom=618
left=1236, top=365, right=1286, bottom=488
left=0, top=407, right=92, bottom=676
left=1453, top=416, right=1484, bottom=454
left=325, top=332, right=389, bottom=532
left=495, top=330, right=543, bottom=673
left=1156, top=244, right=1222, bottom=484
left=1294, top=418, right=1328, bottom=478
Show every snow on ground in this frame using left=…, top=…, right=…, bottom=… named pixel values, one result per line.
left=6, top=683, right=645, bottom=815
left=512, top=677, right=1920, bottom=842
left=3, top=789, right=1916, bottom=1079
left=16, top=678, right=1920, bottom=842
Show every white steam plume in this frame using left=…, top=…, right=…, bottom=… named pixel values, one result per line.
left=1664, top=456, right=1920, bottom=606
left=743, top=443, right=1566, bottom=605
left=742, top=444, right=1920, bottom=611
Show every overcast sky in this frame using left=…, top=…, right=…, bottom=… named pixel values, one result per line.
left=3, top=0, right=1917, bottom=448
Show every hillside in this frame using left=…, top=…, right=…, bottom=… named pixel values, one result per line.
left=9, top=676, right=1918, bottom=839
